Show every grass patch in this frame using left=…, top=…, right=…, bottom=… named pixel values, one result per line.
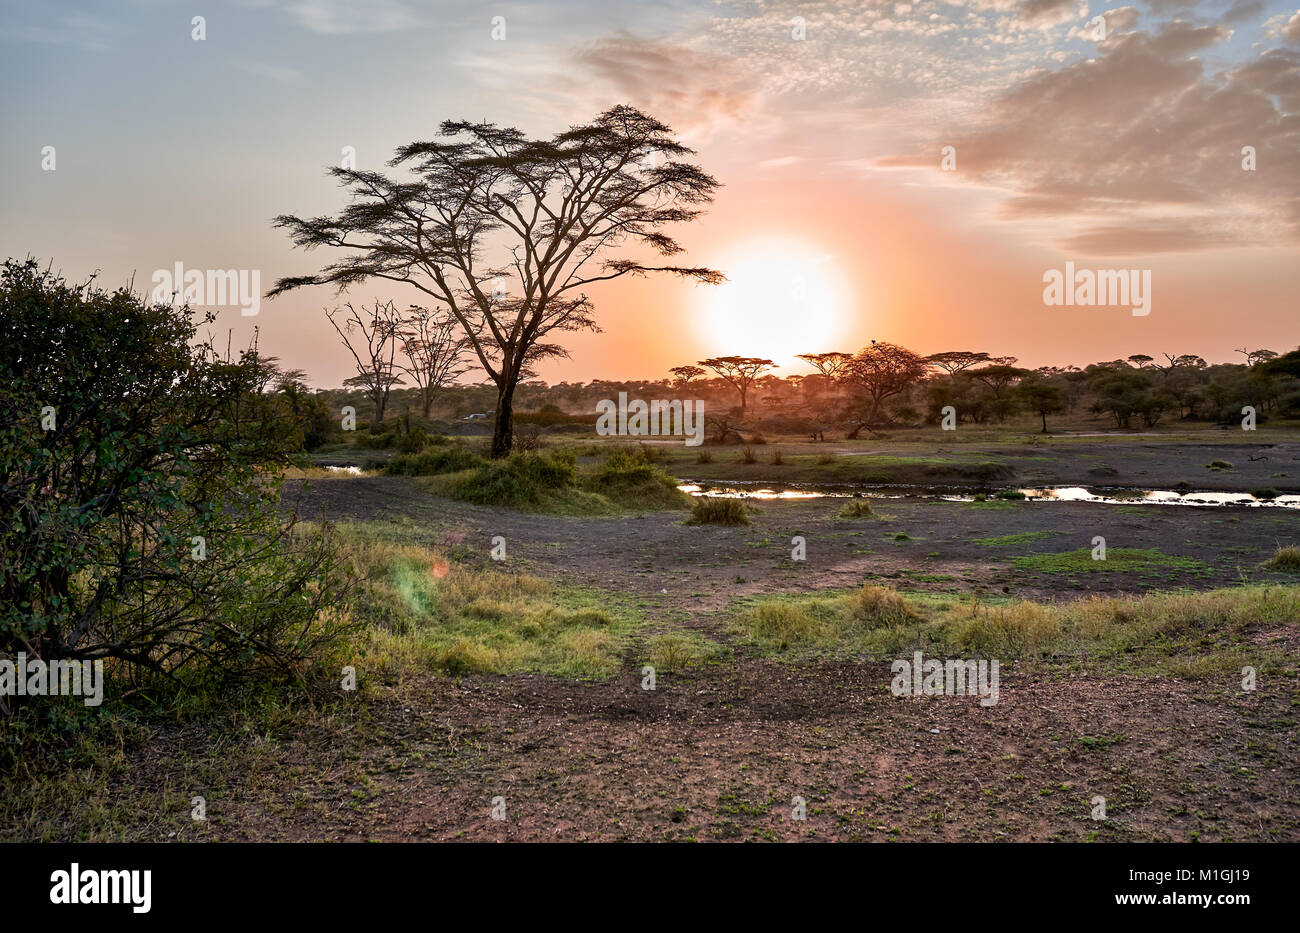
left=337, top=521, right=640, bottom=678
left=729, top=585, right=920, bottom=651
left=685, top=498, right=751, bottom=525
left=583, top=450, right=692, bottom=511
left=386, top=446, right=486, bottom=476
left=727, top=582, right=1300, bottom=674
left=1012, top=547, right=1208, bottom=575
left=973, top=530, right=1060, bottom=547
left=420, top=449, right=688, bottom=515
left=645, top=631, right=728, bottom=672
left=1262, top=546, right=1300, bottom=574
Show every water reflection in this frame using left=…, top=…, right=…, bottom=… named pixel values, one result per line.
left=678, top=482, right=1300, bottom=509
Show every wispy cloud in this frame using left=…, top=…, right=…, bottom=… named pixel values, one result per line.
left=282, top=0, right=422, bottom=35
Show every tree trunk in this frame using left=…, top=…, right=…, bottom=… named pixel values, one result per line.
left=1041, top=411, right=1048, bottom=433
left=421, top=388, right=433, bottom=419
left=491, top=381, right=515, bottom=458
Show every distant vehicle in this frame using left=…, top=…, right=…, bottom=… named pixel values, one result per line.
left=461, top=412, right=492, bottom=421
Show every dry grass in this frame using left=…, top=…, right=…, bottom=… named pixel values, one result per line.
left=685, top=498, right=751, bottom=526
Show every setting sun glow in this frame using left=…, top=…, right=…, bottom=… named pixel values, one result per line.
left=700, top=240, right=848, bottom=371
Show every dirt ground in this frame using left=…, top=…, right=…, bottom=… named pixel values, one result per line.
left=51, top=441, right=1298, bottom=843
left=281, top=472, right=1298, bottom=606
left=140, top=651, right=1293, bottom=843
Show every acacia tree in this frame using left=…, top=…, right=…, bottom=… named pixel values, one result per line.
left=969, top=363, right=1029, bottom=400
left=922, top=351, right=990, bottom=376
left=698, top=356, right=777, bottom=419
left=326, top=300, right=405, bottom=424
left=795, top=352, right=853, bottom=379
left=669, top=364, right=706, bottom=387
left=400, top=305, right=472, bottom=418
left=1017, top=380, right=1065, bottom=433
left=270, top=105, right=722, bottom=457
left=838, top=342, right=928, bottom=424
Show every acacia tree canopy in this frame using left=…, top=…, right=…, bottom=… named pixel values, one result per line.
left=269, top=104, right=722, bottom=457
left=697, top=356, right=777, bottom=419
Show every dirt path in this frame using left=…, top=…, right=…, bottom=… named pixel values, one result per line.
left=283, top=476, right=1298, bottom=605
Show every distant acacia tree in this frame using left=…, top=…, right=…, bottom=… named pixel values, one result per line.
left=1017, top=380, right=1065, bottom=433
left=838, top=343, right=928, bottom=425
left=669, top=365, right=706, bottom=387
left=795, top=352, right=853, bottom=379
left=969, top=364, right=1029, bottom=399
left=270, top=105, right=722, bottom=457
left=1235, top=347, right=1277, bottom=368
left=698, top=356, right=777, bottom=419
left=1161, top=353, right=1208, bottom=370
left=923, top=351, right=991, bottom=376
left=400, top=305, right=471, bottom=419
left=327, top=300, right=406, bottom=424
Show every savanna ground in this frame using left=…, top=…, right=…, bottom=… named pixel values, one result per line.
left=7, top=425, right=1299, bottom=842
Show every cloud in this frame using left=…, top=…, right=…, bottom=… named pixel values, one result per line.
left=1105, top=6, right=1140, bottom=32
left=1221, top=1, right=1264, bottom=26
left=563, top=35, right=763, bottom=139
left=1282, top=11, right=1300, bottom=42
left=1017, top=0, right=1085, bottom=27
left=880, top=24, right=1300, bottom=253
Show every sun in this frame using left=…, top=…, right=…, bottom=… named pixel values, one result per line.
left=699, top=239, right=847, bottom=370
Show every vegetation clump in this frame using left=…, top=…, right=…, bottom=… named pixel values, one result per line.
left=686, top=498, right=751, bottom=525
left=1262, top=546, right=1300, bottom=574
left=386, top=446, right=486, bottom=476
left=838, top=498, right=874, bottom=518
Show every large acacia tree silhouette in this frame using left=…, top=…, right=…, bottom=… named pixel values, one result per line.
left=269, top=104, right=723, bottom=456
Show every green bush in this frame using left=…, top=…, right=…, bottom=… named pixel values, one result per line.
left=453, top=452, right=577, bottom=507
left=387, top=446, right=486, bottom=476
left=585, top=449, right=687, bottom=510
left=354, top=431, right=397, bottom=450
left=0, top=258, right=350, bottom=697
left=394, top=428, right=429, bottom=454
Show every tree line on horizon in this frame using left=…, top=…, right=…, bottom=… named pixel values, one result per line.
left=299, top=340, right=1300, bottom=446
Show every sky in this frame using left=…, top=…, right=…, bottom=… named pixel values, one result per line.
left=2, top=0, right=1298, bottom=387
